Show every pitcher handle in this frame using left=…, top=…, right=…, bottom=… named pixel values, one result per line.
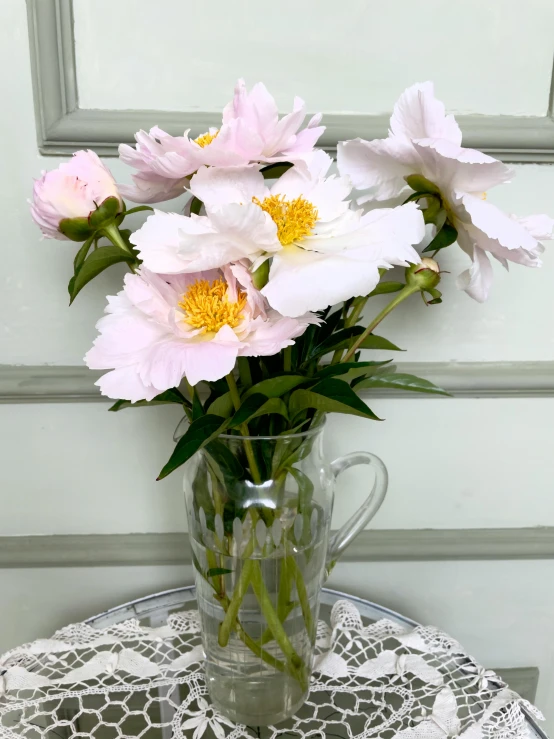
left=326, top=452, right=388, bottom=573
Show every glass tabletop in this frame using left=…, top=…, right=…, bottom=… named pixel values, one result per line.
left=85, top=586, right=546, bottom=739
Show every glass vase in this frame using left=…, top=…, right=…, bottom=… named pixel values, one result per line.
left=181, top=421, right=388, bottom=725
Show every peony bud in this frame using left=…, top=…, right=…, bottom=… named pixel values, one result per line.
left=405, top=258, right=441, bottom=291
left=30, top=150, right=123, bottom=241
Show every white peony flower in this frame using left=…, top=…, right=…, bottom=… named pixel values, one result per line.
left=188, top=151, right=425, bottom=316
left=338, top=82, right=554, bottom=301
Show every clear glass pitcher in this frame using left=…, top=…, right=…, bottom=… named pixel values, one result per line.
left=181, top=420, right=388, bottom=725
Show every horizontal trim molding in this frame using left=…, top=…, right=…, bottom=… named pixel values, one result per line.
left=2, top=528, right=554, bottom=568
left=2, top=362, right=554, bottom=403
left=27, top=0, right=554, bottom=162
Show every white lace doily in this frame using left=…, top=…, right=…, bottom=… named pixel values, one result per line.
left=0, top=599, right=545, bottom=739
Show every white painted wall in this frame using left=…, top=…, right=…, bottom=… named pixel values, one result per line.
left=1, top=0, right=554, bottom=729
left=74, top=0, right=554, bottom=116
left=2, top=399, right=554, bottom=536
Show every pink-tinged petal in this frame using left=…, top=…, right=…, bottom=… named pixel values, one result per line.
left=118, top=172, right=189, bottom=204
left=201, top=118, right=264, bottom=164
left=189, top=165, right=267, bottom=209
left=456, top=239, right=494, bottom=303
left=95, top=366, right=160, bottom=402
left=337, top=137, right=418, bottom=201
left=455, top=193, right=538, bottom=251
left=280, top=124, right=325, bottom=155
left=413, top=140, right=512, bottom=193
left=182, top=336, right=240, bottom=386
left=390, top=81, right=462, bottom=145
left=30, top=150, right=122, bottom=238
left=241, top=311, right=317, bottom=355
left=263, top=96, right=306, bottom=155
left=223, top=79, right=279, bottom=142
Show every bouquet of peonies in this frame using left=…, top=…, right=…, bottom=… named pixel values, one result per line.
left=30, top=80, right=553, bottom=720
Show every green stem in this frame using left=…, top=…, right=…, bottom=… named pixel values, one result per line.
left=342, top=285, right=418, bottom=363
left=102, top=222, right=134, bottom=257
left=250, top=561, right=305, bottom=674
left=331, top=296, right=370, bottom=364
left=226, top=373, right=262, bottom=484
left=123, top=205, right=154, bottom=215
left=289, top=557, right=314, bottom=641
left=284, top=346, right=292, bottom=372
left=218, top=558, right=255, bottom=647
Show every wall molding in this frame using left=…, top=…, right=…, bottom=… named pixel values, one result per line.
left=26, top=0, right=554, bottom=161
left=2, top=528, right=554, bottom=568
left=2, top=362, right=554, bottom=403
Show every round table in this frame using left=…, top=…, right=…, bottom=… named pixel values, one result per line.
left=0, top=587, right=546, bottom=739
left=84, top=586, right=546, bottom=739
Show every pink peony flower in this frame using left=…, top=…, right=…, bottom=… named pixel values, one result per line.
left=85, top=265, right=317, bottom=400
left=118, top=79, right=325, bottom=204
left=337, top=82, right=554, bottom=302
left=30, top=150, right=122, bottom=239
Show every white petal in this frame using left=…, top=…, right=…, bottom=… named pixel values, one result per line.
left=456, top=240, right=494, bottom=303
left=413, top=140, right=512, bottom=193
left=131, top=211, right=212, bottom=273
left=457, top=193, right=537, bottom=251
left=390, top=81, right=462, bottom=145
left=189, top=165, right=267, bottom=209
left=337, top=137, right=418, bottom=200
left=263, top=248, right=381, bottom=317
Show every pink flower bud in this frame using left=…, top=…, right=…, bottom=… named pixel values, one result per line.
left=30, top=150, right=122, bottom=240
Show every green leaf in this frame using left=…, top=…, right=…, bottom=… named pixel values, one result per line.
left=189, top=196, right=203, bottom=215
left=206, top=567, right=233, bottom=577
left=355, top=373, right=450, bottom=396
left=289, top=378, right=381, bottom=421
left=205, top=440, right=244, bottom=482
left=88, top=196, right=121, bottom=229
left=229, top=394, right=288, bottom=428
left=308, top=326, right=364, bottom=362
left=367, top=281, right=405, bottom=298
left=123, top=205, right=154, bottom=215
left=59, top=216, right=94, bottom=242
left=422, top=223, right=458, bottom=253
left=157, top=414, right=228, bottom=480
left=251, top=259, right=269, bottom=290
left=423, top=197, right=442, bottom=225
left=317, top=360, right=392, bottom=380
left=261, top=162, right=293, bottom=179
left=358, top=334, right=404, bottom=351
left=243, top=375, right=308, bottom=400
left=191, top=552, right=204, bottom=577
left=425, top=287, right=443, bottom=305
left=109, top=388, right=188, bottom=411
left=404, top=174, right=441, bottom=195
left=69, top=245, right=134, bottom=303
left=403, top=190, right=432, bottom=204
left=73, top=234, right=95, bottom=272
left=288, top=467, right=314, bottom=511
left=206, top=391, right=235, bottom=418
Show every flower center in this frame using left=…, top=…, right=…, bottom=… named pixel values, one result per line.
left=194, top=130, right=219, bottom=148
left=253, top=194, right=318, bottom=246
left=178, top=279, right=246, bottom=333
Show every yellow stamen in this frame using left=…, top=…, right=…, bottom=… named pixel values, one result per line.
left=481, top=192, right=487, bottom=201
left=253, top=194, right=318, bottom=246
left=194, top=130, right=219, bottom=148
left=178, top=278, right=246, bottom=333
